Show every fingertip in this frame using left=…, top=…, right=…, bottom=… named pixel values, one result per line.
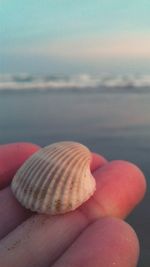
left=92, top=217, right=140, bottom=267
left=92, top=160, right=147, bottom=219
left=90, top=217, right=140, bottom=267
left=90, top=152, right=107, bottom=172
left=0, top=142, right=41, bottom=189
left=112, top=160, right=147, bottom=199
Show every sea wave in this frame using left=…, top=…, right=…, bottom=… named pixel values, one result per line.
left=0, top=73, right=150, bottom=92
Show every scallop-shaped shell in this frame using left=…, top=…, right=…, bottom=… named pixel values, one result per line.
left=11, top=141, right=96, bottom=214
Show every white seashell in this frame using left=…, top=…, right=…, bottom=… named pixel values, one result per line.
left=11, top=141, right=96, bottom=214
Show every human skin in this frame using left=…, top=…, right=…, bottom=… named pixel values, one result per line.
left=0, top=143, right=146, bottom=267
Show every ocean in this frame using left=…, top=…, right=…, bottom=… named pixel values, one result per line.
left=0, top=73, right=150, bottom=266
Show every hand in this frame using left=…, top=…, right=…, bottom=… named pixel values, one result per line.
left=0, top=143, right=146, bottom=267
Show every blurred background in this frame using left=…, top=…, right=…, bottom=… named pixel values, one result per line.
left=0, top=1, right=150, bottom=266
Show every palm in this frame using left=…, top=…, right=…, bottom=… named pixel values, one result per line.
left=0, top=143, right=146, bottom=267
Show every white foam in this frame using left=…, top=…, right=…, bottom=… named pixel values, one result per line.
left=0, top=73, right=150, bottom=91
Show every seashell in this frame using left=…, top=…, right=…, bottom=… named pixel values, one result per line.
left=11, top=141, right=96, bottom=215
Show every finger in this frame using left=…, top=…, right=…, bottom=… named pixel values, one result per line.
left=0, top=187, right=32, bottom=239
left=0, top=142, right=40, bottom=189
left=0, top=153, right=106, bottom=239
left=0, top=211, right=89, bottom=267
left=90, top=152, right=107, bottom=172
left=80, top=160, right=146, bottom=220
left=52, top=217, right=139, bottom=267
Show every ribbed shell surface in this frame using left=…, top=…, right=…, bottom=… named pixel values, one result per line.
left=11, top=141, right=96, bottom=214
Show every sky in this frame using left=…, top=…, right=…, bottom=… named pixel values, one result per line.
left=1, top=0, right=150, bottom=74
